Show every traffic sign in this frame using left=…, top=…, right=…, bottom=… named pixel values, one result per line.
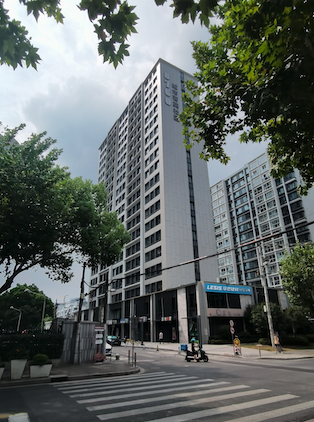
left=234, top=337, right=240, bottom=346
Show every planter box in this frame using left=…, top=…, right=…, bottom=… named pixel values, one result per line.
left=30, top=364, right=52, bottom=378
left=0, top=366, right=4, bottom=380
left=11, top=359, right=27, bottom=380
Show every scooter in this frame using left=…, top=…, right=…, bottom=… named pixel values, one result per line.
left=185, top=346, right=209, bottom=362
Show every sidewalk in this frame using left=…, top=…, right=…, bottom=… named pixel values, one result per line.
left=0, top=357, right=140, bottom=388
left=146, top=341, right=314, bottom=360
left=0, top=342, right=313, bottom=388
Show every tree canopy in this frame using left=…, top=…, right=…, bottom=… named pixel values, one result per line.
left=0, top=283, right=54, bottom=333
left=249, top=303, right=287, bottom=338
left=0, top=0, right=216, bottom=69
left=180, top=0, right=314, bottom=194
left=280, top=242, right=314, bottom=314
left=0, top=124, right=130, bottom=294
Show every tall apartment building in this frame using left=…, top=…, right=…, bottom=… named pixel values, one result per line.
left=209, top=151, right=314, bottom=335
left=89, top=59, right=218, bottom=344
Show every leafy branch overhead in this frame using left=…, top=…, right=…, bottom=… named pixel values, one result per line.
left=180, top=0, right=314, bottom=194
left=0, top=0, right=216, bottom=69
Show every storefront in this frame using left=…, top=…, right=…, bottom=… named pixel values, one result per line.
left=205, top=283, right=253, bottom=337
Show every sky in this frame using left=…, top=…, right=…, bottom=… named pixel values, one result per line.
left=1, top=0, right=268, bottom=303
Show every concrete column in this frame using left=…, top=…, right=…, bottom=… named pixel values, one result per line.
left=196, top=281, right=209, bottom=345
left=177, top=287, right=189, bottom=344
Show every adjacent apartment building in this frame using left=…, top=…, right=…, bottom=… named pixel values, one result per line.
left=209, top=152, right=314, bottom=336
left=88, top=59, right=218, bottom=345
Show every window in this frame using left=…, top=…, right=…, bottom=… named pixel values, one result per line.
left=145, top=200, right=160, bottom=218
left=145, top=173, right=160, bottom=192
left=145, top=246, right=161, bottom=262
left=126, top=241, right=140, bottom=257
left=145, top=263, right=162, bottom=279
left=126, top=256, right=140, bottom=271
left=126, top=271, right=140, bottom=286
left=145, top=230, right=161, bottom=247
left=145, top=214, right=161, bottom=232
left=145, top=281, right=162, bottom=294
left=125, top=287, right=140, bottom=298
left=145, top=186, right=160, bottom=204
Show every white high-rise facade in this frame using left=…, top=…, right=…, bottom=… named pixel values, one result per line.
left=211, top=152, right=314, bottom=291
left=89, top=59, right=218, bottom=344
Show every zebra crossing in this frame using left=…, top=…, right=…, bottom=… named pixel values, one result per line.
left=52, top=371, right=314, bottom=421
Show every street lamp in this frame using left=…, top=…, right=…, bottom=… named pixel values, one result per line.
left=24, top=289, right=46, bottom=333
left=10, top=306, right=22, bottom=333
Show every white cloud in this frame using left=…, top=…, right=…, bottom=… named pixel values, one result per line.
left=0, top=0, right=268, bottom=301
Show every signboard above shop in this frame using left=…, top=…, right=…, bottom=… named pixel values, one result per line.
left=205, top=283, right=252, bottom=295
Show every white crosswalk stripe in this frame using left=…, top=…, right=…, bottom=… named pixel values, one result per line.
left=53, top=371, right=314, bottom=421
left=86, top=384, right=251, bottom=411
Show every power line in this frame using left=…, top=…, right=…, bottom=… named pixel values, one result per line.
left=89, top=219, right=314, bottom=287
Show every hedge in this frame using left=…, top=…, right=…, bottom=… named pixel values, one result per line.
left=0, top=333, right=64, bottom=362
left=281, top=335, right=309, bottom=346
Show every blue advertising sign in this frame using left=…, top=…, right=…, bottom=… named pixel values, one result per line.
left=205, top=283, right=252, bottom=295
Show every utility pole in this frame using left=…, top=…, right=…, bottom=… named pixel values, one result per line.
left=70, top=262, right=86, bottom=364
left=256, top=245, right=275, bottom=348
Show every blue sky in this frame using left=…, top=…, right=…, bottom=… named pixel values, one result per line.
left=0, top=0, right=268, bottom=302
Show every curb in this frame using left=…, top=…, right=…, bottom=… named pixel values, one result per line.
left=0, top=367, right=140, bottom=388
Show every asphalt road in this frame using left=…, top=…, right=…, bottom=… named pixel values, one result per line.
left=1, top=347, right=314, bottom=422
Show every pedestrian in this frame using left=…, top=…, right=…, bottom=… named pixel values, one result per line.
left=172, top=327, right=177, bottom=342
left=159, top=331, right=164, bottom=344
left=274, top=332, right=283, bottom=353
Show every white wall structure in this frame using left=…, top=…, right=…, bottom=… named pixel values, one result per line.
left=89, top=59, right=218, bottom=345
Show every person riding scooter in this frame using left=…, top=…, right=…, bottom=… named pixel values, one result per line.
left=191, top=338, right=198, bottom=360
left=185, top=338, right=209, bottom=362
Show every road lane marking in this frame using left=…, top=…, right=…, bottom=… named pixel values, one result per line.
left=8, top=413, right=30, bottom=422
left=146, top=394, right=298, bottom=422
left=52, top=371, right=168, bottom=387
left=70, top=377, right=201, bottom=398
left=87, top=384, right=251, bottom=412
left=76, top=381, right=229, bottom=404
left=96, top=389, right=270, bottom=421
left=223, top=400, right=314, bottom=422
left=59, top=374, right=196, bottom=393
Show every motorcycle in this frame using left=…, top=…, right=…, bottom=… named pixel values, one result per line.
left=185, top=346, right=209, bottom=363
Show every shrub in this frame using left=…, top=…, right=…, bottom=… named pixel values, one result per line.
left=305, top=334, right=314, bottom=343
left=208, top=338, right=226, bottom=345
left=0, top=333, right=64, bottom=361
left=31, top=354, right=49, bottom=365
left=258, top=338, right=271, bottom=345
left=237, top=331, right=259, bottom=343
left=281, top=336, right=309, bottom=346
left=217, top=326, right=232, bottom=341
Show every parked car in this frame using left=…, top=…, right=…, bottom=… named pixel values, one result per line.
left=105, top=342, right=112, bottom=356
left=107, top=335, right=121, bottom=346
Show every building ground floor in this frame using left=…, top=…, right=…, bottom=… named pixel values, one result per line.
left=87, top=281, right=285, bottom=346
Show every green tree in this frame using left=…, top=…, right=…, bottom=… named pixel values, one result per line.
left=180, top=0, right=314, bottom=194
left=285, top=305, right=310, bottom=337
left=280, top=242, right=314, bottom=314
left=0, top=283, right=53, bottom=332
left=0, top=124, right=130, bottom=294
left=251, top=303, right=287, bottom=339
left=0, top=0, right=216, bottom=69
